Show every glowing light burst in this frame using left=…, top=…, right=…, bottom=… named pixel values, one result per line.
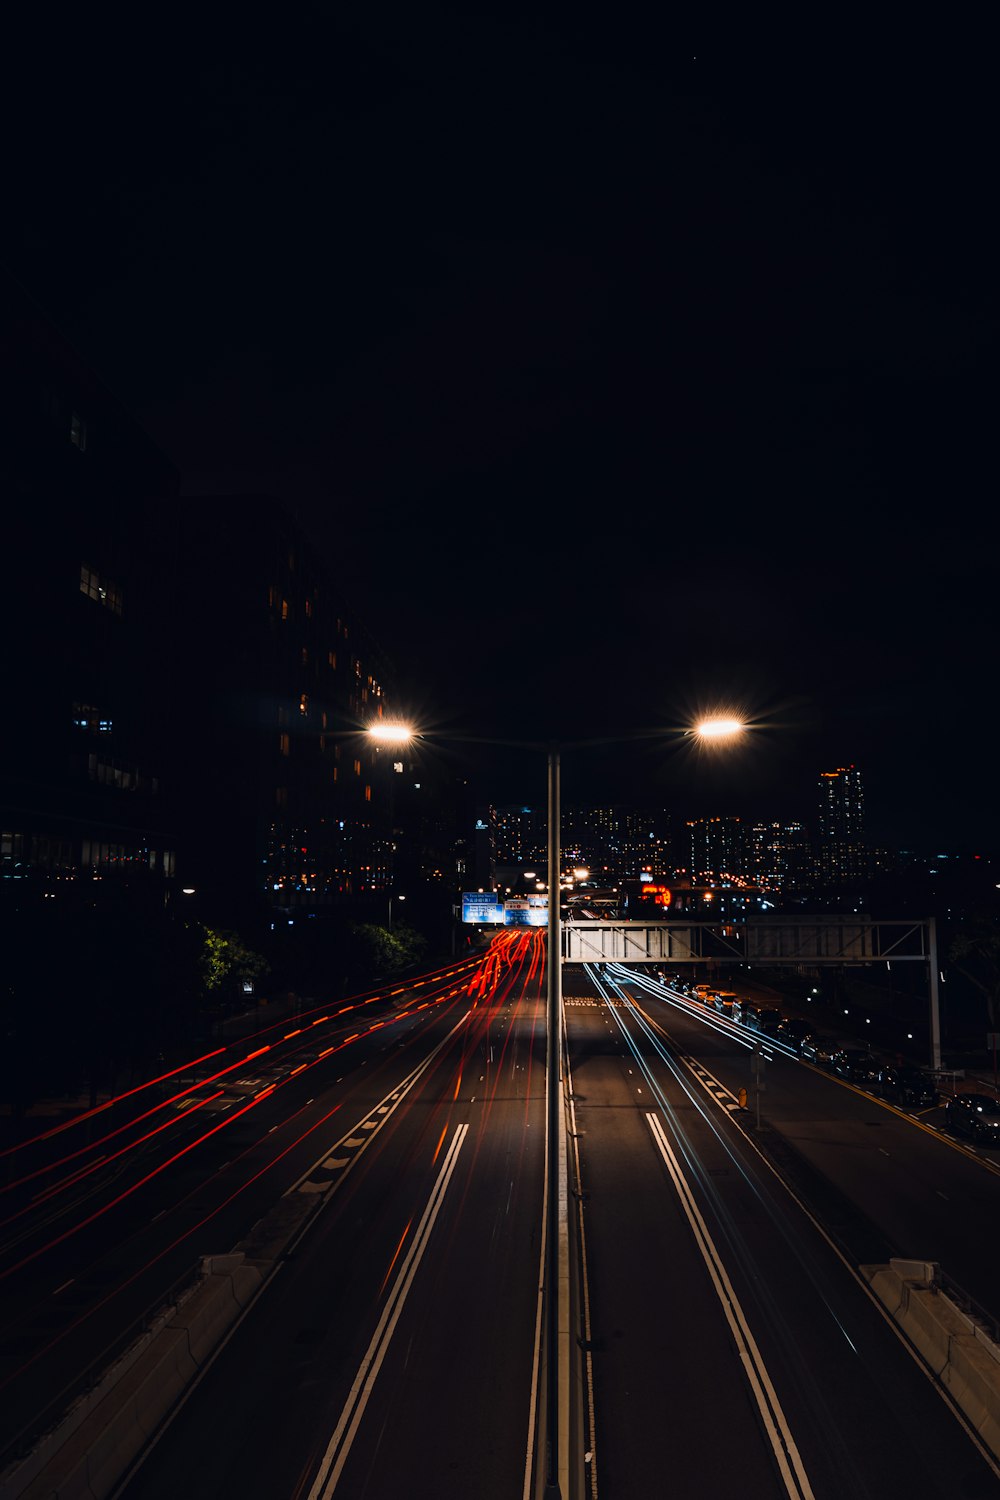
left=693, top=716, right=746, bottom=739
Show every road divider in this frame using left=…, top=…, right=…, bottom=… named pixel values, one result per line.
left=862, top=1259, right=1000, bottom=1461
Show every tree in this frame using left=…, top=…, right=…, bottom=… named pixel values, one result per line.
left=198, top=925, right=270, bottom=1004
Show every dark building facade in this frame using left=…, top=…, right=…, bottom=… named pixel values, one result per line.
left=165, top=497, right=401, bottom=924
left=1, top=270, right=403, bottom=929
left=1, top=270, right=182, bottom=908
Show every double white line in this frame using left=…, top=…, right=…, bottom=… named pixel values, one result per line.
left=645, top=1112, right=815, bottom=1500
left=307, top=1123, right=470, bottom=1498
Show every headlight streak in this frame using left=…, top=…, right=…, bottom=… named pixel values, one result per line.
left=586, top=964, right=898, bottom=1449
left=607, top=963, right=799, bottom=1062
left=591, top=966, right=787, bottom=1224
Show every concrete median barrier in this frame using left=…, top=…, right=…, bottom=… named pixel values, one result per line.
left=862, top=1258, right=1000, bottom=1460
left=5, top=1254, right=267, bottom=1500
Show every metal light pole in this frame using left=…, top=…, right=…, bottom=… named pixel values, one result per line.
left=366, top=716, right=746, bottom=1499
left=545, top=747, right=563, bottom=1497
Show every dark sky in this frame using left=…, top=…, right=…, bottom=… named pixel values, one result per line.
left=6, top=14, right=998, bottom=848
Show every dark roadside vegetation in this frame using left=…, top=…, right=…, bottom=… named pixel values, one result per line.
left=0, top=885, right=438, bottom=1130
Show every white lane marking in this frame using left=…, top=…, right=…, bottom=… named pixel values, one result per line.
left=307, top=1124, right=470, bottom=1498
left=288, top=1010, right=472, bottom=1197
left=646, top=1112, right=816, bottom=1500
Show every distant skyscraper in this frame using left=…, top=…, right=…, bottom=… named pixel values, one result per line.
left=817, top=766, right=867, bottom=885
left=687, top=816, right=744, bottom=884
left=747, top=821, right=811, bottom=891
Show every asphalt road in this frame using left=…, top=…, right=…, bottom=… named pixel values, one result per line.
left=6, top=943, right=1000, bottom=1498
left=567, top=972, right=1000, bottom=1498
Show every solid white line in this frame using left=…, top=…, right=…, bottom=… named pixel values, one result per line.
left=307, top=1123, right=470, bottom=1499
left=646, top=1113, right=815, bottom=1500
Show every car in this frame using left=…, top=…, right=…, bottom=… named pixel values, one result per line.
left=713, top=993, right=737, bottom=1018
left=775, top=1017, right=815, bottom=1051
left=945, top=1092, right=1000, bottom=1144
left=753, top=1006, right=783, bottom=1036
left=878, top=1065, right=939, bottom=1109
left=830, top=1048, right=880, bottom=1085
left=800, top=1033, right=835, bottom=1066
left=693, top=984, right=715, bottom=1002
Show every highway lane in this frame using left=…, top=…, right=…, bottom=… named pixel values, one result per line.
left=611, top=967, right=1000, bottom=1312
left=566, top=977, right=1000, bottom=1499
left=116, top=937, right=550, bottom=1500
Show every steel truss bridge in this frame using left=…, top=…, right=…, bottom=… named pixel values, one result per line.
left=560, top=915, right=942, bottom=1068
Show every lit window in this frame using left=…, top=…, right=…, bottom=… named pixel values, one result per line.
left=353, top=759, right=361, bottom=776
left=365, top=785, right=371, bottom=801
left=279, top=733, right=290, bottom=756
left=79, top=565, right=122, bottom=615
left=328, top=650, right=337, bottom=669
left=299, top=694, right=308, bottom=715
left=281, top=599, right=289, bottom=621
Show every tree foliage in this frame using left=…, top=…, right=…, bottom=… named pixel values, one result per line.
left=198, top=925, right=270, bottom=995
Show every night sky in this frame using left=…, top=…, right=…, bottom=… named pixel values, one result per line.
left=6, top=16, right=998, bottom=849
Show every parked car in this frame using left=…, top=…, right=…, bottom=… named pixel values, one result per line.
left=830, top=1048, right=880, bottom=1085
left=775, top=1017, right=814, bottom=1052
left=878, top=1065, right=939, bottom=1109
left=713, top=992, right=737, bottom=1018
left=800, top=1033, right=835, bottom=1066
left=945, top=1092, right=1000, bottom=1144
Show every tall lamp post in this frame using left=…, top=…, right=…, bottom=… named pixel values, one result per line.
left=367, top=716, right=745, bottom=1497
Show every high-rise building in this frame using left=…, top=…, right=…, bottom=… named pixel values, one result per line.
left=687, top=816, right=744, bottom=884
left=747, top=820, right=813, bottom=892
left=816, top=765, right=867, bottom=886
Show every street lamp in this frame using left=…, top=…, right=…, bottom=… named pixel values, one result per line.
left=367, top=714, right=744, bottom=1497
